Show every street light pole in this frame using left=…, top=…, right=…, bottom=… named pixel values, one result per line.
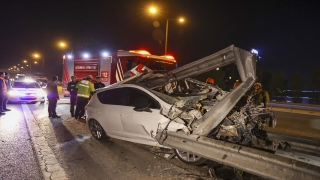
left=165, top=19, right=169, bottom=55
left=149, top=7, right=184, bottom=55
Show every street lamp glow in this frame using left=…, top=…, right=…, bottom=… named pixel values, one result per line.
left=34, top=61, right=38, bottom=64
left=149, top=7, right=156, bottom=14
left=148, top=8, right=185, bottom=55
left=60, top=42, right=66, bottom=47
left=34, top=54, right=40, bottom=58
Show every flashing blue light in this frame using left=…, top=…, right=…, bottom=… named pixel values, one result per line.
left=102, top=52, right=109, bottom=57
left=251, top=49, right=258, bottom=55
left=67, top=54, right=73, bottom=59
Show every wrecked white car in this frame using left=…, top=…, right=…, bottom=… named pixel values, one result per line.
left=86, top=45, right=277, bottom=165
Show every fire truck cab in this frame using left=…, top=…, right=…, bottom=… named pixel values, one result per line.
left=62, top=50, right=177, bottom=96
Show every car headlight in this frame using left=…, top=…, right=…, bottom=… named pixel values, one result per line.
left=37, top=89, right=46, bottom=96
left=8, top=90, right=19, bottom=96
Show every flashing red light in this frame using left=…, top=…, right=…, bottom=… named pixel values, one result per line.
left=129, top=50, right=151, bottom=55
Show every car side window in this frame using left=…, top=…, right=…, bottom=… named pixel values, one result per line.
left=97, top=88, right=125, bottom=105
left=125, top=87, right=160, bottom=109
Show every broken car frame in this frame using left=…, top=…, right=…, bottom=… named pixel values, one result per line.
left=128, top=45, right=320, bottom=179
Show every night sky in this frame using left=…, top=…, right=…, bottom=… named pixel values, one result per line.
left=1, top=0, right=319, bottom=80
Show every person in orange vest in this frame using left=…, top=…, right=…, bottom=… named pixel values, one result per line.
left=0, top=72, right=7, bottom=115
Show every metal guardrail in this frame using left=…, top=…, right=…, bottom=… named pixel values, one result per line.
left=161, top=131, right=320, bottom=180
left=268, top=132, right=320, bottom=157
left=269, top=102, right=320, bottom=112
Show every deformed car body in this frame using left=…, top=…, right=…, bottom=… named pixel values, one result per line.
left=86, top=45, right=277, bottom=165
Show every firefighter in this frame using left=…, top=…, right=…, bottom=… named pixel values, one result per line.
left=250, top=82, right=270, bottom=108
left=74, top=75, right=95, bottom=120
left=233, top=81, right=241, bottom=89
left=206, top=77, right=214, bottom=85
left=0, top=72, right=7, bottom=115
left=47, top=76, right=60, bottom=118
left=94, top=76, right=105, bottom=89
left=67, top=75, right=79, bottom=117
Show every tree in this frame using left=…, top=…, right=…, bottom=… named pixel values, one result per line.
left=270, top=71, right=285, bottom=101
left=261, top=69, right=272, bottom=91
left=310, top=67, right=320, bottom=90
left=291, top=72, right=304, bottom=103
left=310, top=67, right=320, bottom=104
left=256, top=66, right=263, bottom=85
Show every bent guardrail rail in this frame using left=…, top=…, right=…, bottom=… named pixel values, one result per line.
left=161, top=131, right=320, bottom=180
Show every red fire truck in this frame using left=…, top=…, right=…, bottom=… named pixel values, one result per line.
left=62, top=50, right=177, bottom=96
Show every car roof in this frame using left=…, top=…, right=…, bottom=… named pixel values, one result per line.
left=14, top=79, right=37, bottom=83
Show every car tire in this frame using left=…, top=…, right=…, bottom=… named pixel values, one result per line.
left=174, top=149, right=207, bottom=165
left=88, top=119, right=106, bottom=140
left=40, top=101, right=45, bottom=103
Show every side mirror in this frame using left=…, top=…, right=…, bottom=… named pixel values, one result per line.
left=133, top=107, right=152, bottom=113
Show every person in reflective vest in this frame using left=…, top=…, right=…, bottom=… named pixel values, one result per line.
left=74, top=75, right=95, bottom=120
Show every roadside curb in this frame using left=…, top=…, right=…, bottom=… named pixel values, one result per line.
left=22, top=104, right=69, bottom=180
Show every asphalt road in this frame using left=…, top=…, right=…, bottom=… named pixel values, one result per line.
left=24, top=101, right=264, bottom=180
left=1, top=100, right=319, bottom=180
left=0, top=104, right=43, bottom=180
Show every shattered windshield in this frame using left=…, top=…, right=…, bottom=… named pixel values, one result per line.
left=149, top=89, right=179, bottom=104
left=13, top=82, right=40, bottom=88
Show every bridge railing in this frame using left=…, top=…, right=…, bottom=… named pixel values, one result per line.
left=269, top=102, right=320, bottom=112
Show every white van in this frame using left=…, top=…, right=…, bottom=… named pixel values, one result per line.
left=8, top=79, right=46, bottom=103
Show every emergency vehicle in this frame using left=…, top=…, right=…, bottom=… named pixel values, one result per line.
left=8, top=79, right=46, bottom=103
left=62, top=50, right=177, bottom=96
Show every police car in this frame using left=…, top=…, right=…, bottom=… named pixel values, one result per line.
left=8, top=79, right=46, bottom=103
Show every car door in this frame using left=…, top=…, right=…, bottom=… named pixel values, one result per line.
left=96, top=88, right=126, bottom=137
left=120, top=87, right=162, bottom=145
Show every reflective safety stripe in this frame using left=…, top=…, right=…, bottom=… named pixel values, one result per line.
left=77, top=94, right=90, bottom=98
left=78, top=84, right=89, bottom=88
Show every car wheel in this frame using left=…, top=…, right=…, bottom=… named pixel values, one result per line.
left=88, top=119, right=106, bottom=140
left=174, top=149, right=207, bottom=165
